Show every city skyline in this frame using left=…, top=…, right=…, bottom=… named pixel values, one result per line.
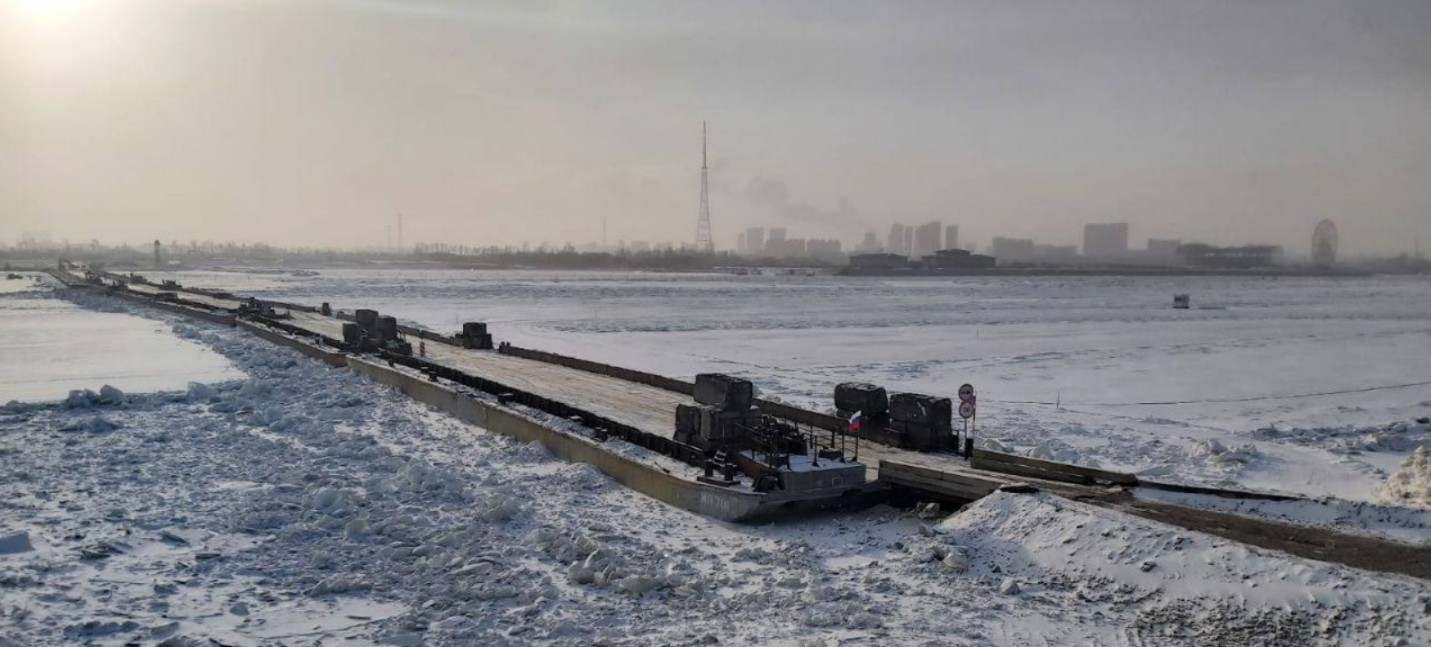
left=4, top=1, right=1429, bottom=255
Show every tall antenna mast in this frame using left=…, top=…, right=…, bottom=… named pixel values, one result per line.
left=695, top=121, right=714, bottom=253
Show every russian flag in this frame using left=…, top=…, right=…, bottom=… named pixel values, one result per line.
left=848, top=411, right=863, bottom=435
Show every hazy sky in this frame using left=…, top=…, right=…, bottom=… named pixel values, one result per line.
left=3, top=0, right=1429, bottom=254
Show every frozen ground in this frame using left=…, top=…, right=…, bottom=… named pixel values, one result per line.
left=171, top=268, right=1431, bottom=501
left=0, top=277, right=242, bottom=403
left=2, top=288, right=1429, bottom=646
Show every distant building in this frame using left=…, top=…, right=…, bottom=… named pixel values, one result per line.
left=1146, top=238, right=1182, bottom=263
left=1312, top=220, right=1338, bottom=267
left=1178, top=243, right=1283, bottom=269
left=990, top=237, right=1036, bottom=263
left=736, top=232, right=747, bottom=254
left=848, top=252, right=909, bottom=271
left=924, top=248, right=996, bottom=270
left=1083, top=223, right=1130, bottom=261
left=855, top=231, right=882, bottom=253
left=887, top=224, right=909, bottom=256
left=1034, top=244, right=1079, bottom=263
left=912, top=221, right=942, bottom=259
left=903, top=227, right=914, bottom=256
left=745, top=227, right=766, bottom=255
left=944, top=224, right=959, bottom=251
left=765, top=236, right=806, bottom=258
left=806, top=239, right=844, bottom=263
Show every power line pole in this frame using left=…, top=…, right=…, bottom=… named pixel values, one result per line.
left=695, top=121, right=714, bottom=253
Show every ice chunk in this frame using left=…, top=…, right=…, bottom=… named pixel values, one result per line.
left=1381, top=446, right=1431, bottom=507
left=0, top=531, right=34, bottom=554
left=186, top=382, right=215, bottom=401
left=98, top=384, right=124, bottom=404
left=64, top=389, right=98, bottom=408
left=87, top=417, right=119, bottom=433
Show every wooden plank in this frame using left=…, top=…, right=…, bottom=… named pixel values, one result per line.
left=1137, top=479, right=1303, bottom=502
left=878, top=460, right=1004, bottom=497
left=970, top=455, right=1093, bottom=486
left=880, top=468, right=992, bottom=501
left=972, top=448, right=1137, bottom=486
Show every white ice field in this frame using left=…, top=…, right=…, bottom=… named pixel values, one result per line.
left=2, top=270, right=1431, bottom=645
left=185, top=268, right=1431, bottom=502
left=0, top=276, right=242, bottom=402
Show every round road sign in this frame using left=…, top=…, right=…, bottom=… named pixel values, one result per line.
left=958, top=384, right=975, bottom=402
left=958, top=400, right=976, bottom=419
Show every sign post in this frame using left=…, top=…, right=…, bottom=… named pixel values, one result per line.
left=957, top=383, right=976, bottom=457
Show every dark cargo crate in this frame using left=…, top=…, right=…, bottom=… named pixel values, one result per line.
left=890, top=393, right=953, bottom=429
left=693, top=374, right=754, bottom=411
left=834, top=383, right=889, bottom=416
left=354, top=309, right=379, bottom=329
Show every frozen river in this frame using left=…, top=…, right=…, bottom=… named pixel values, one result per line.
left=173, top=267, right=1431, bottom=498
left=0, top=276, right=242, bottom=403
left=7, top=274, right=1428, bottom=646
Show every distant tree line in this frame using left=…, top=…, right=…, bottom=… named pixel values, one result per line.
left=413, top=244, right=835, bottom=270
left=0, top=239, right=842, bottom=270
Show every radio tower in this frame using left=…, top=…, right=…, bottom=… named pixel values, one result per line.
left=694, top=121, right=714, bottom=253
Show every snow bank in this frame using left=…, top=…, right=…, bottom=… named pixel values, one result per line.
left=1382, top=446, right=1431, bottom=507
left=1190, top=438, right=1261, bottom=465
left=923, top=491, right=1430, bottom=646
left=1253, top=419, right=1431, bottom=455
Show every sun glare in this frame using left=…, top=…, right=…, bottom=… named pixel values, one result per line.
left=19, top=0, right=82, bottom=17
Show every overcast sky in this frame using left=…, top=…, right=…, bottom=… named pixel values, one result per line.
left=2, top=0, right=1428, bottom=254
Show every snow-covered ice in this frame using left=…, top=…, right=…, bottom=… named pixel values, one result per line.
left=0, top=279, right=242, bottom=403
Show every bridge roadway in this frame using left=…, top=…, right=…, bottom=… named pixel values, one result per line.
left=106, top=272, right=1431, bottom=579
left=121, top=279, right=936, bottom=479
left=285, top=310, right=962, bottom=481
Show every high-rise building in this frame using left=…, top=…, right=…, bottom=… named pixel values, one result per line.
left=745, top=227, right=766, bottom=255
left=887, top=224, right=908, bottom=256
left=1083, top=223, right=1130, bottom=260
left=768, top=227, right=787, bottom=244
left=990, top=237, right=1036, bottom=263
left=806, top=239, right=844, bottom=263
left=903, top=227, right=914, bottom=256
left=766, top=237, right=805, bottom=258
left=855, top=231, right=881, bottom=253
left=736, top=232, right=747, bottom=254
left=944, top=225, right=959, bottom=251
left=913, top=221, right=942, bottom=259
